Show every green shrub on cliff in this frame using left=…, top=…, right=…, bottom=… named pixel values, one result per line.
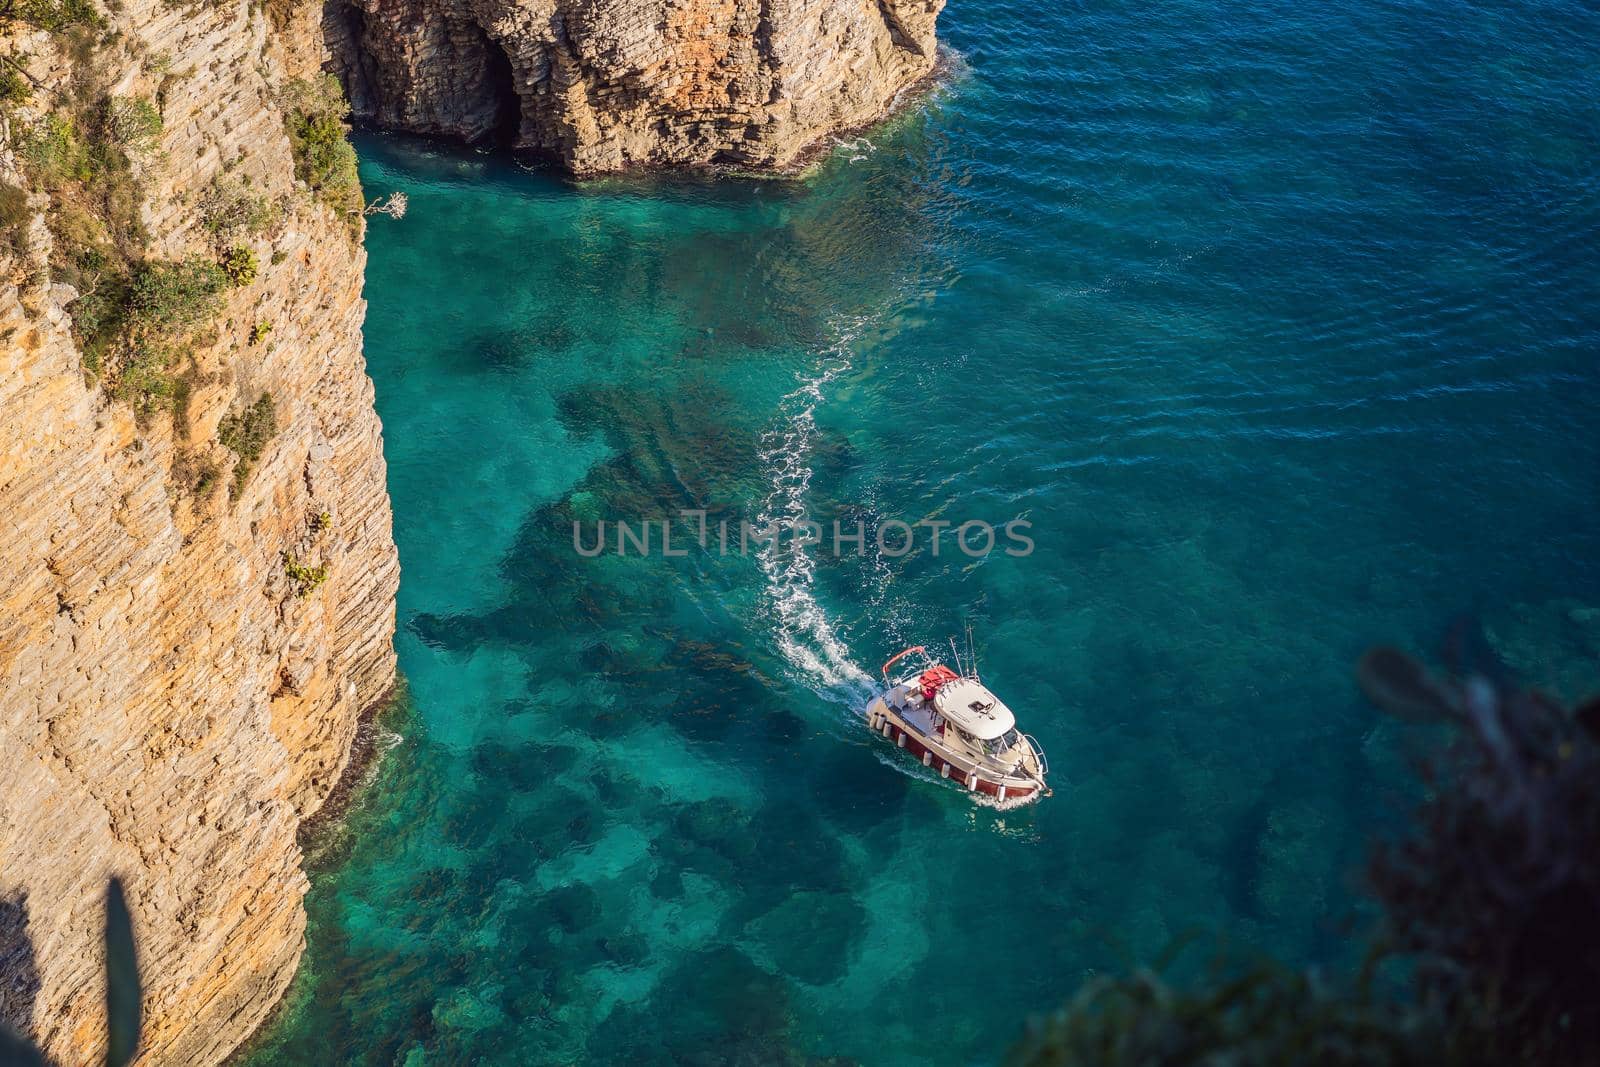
left=20, top=112, right=92, bottom=187
left=22, top=100, right=148, bottom=286
left=101, top=94, right=162, bottom=151
left=0, top=66, right=31, bottom=109
left=60, top=251, right=130, bottom=373
left=25, top=99, right=153, bottom=182
left=283, top=550, right=329, bottom=598
left=47, top=200, right=131, bottom=371
left=0, top=0, right=103, bottom=32
left=63, top=257, right=226, bottom=408
left=284, top=74, right=362, bottom=223
left=127, top=257, right=226, bottom=326
left=2, top=5, right=226, bottom=436
left=0, top=181, right=30, bottom=256
left=218, top=392, right=276, bottom=494
left=26, top=107, right=224, bottom=406
left=172, top=449, right=221, bottom=501
left=19, top=106, right=146, bottom=255
left=218, top=243, right=257, bottom=286
left=198, top=175, right=280, bottom=245
left=111, top=340, right=183, bottom=422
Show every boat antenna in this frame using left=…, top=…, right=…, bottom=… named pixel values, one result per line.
left=967, top=622, right=978, bottom=681
left=949, top=636, right=964, bottom=677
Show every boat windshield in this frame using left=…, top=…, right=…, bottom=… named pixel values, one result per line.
left=982, top=728, right=1022, bottom=757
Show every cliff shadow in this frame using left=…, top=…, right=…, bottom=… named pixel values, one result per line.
left=0, top=891, right=40, bottom=1043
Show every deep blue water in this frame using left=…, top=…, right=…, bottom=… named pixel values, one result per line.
left=245, top=0, right=1599, bottom=1063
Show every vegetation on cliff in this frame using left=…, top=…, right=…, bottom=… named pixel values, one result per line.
left=1007, top=650, right=1600, bottom=1067
left=197, top=175, right=281, bottom=246
left=0, top=0, right=100, bottom=33
left=218, top=243, right=257, bottom=286
left=283, top=549, right=329, bottom=598
left=217, top=392, right=277, bottom=495
left=126, top=257, right=226, bottom=326
left=284, top=74, right=362, bottom=223
left=0, top=179, right=27, bottom=253
left=2, top=6, right=363, bottom=486
left=3, top=19, right=213, bottom=417
left=20, top=95, right=151, bottom=273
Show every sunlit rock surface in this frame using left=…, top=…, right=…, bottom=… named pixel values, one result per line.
left=0, top=1, right=397, bottom=1062
left=324, top=0, right=944, bottom=172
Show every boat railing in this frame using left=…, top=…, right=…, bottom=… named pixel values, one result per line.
left=1022, top=733, right=1049, bottom=777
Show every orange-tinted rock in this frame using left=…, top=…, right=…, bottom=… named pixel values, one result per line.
left=0, top=2, right=396, bottom=1063
left=326, top=0, right=945, bottom=173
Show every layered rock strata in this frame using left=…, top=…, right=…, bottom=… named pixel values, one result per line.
left=0, top=0, right=397, bottom=1062
left=0, top=0, right=940, bottom=1062
left=324, top=0, right=945, bottom=172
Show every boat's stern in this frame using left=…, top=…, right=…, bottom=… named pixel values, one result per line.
left=864, top=693, right=891, bottom=722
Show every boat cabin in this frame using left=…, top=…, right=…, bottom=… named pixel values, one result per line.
left=868, top=646, right=1050, bottom=801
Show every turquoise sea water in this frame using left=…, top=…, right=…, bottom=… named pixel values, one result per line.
left=245, top=1, right=1599, bottom=1063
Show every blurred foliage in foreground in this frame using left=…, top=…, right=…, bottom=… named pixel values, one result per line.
left=1008, top=647, right=1600, bottom=1067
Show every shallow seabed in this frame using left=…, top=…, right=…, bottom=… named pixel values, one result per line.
left=245, top=0, right=1599, bottom=1063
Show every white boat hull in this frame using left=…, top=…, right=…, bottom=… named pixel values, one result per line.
left=866, top=694, right=1048, bottom=801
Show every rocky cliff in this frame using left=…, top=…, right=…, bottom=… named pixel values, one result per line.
left=0, top=0, right=937, bottom=1062
left=324, top=0, right=944, bottom=172
left=0, top=0, right=397, bottom=1063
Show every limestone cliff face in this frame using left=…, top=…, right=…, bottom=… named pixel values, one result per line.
left=324, top=0, right=944, bottom=172
left=1, top=0, right=933, bottom=1061
left=0, top=1, right=397, bottom=1063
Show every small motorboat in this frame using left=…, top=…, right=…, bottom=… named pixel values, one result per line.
left=865, top=643, right=1050, bottom=802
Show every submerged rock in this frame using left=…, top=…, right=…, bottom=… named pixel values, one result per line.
left=744, top=891, right=868, bottom=986
left=1483, top=598, right=1600, bottom=703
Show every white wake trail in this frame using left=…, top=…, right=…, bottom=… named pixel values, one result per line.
left=754, top=327, right=879, bottom=709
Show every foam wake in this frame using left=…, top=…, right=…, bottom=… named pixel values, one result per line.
left=754, top=324, right=879, bottom=710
